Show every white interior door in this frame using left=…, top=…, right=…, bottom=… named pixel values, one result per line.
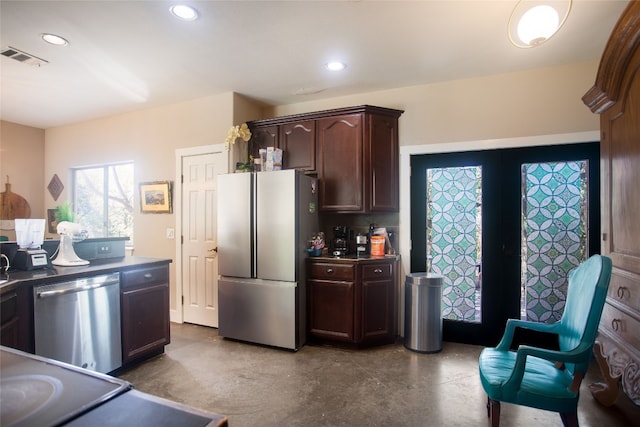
left=181, top=151, right=227, bottom=327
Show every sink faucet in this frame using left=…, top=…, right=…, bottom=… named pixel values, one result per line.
left=0, top=253, right=9, bottom=273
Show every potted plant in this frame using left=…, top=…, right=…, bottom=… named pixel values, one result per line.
left=307, top=232, right=325, bottom=257
left=225, top=123, right=253, bottom=172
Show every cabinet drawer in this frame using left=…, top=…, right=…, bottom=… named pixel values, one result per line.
left=607, top=270, right=640, bottom=312
left=600, top=302, right=640, bottom=351
left=309, top=263, right=355, bottom=281
left=122, top=265, right=169, bottom=290
left=361, top=263, right=392, bottom=280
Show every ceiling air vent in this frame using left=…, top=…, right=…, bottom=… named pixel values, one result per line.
left=1, top=46, right=48, bottom=67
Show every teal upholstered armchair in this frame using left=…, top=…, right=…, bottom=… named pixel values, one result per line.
left=478, top=254, right=612, bottom=427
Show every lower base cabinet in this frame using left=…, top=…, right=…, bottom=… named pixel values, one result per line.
left=121, top=264, right=170, bottom=364
left=0, top=290, right=19, bottom=348
left=308, top=258, right=397, bottom=347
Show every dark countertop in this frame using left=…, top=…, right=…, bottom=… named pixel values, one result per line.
left=1, top=346, right=227, bottom=427
left=0, top=256, right=172, bottom=293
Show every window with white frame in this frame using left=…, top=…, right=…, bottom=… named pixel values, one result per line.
left=71, top=162, right=134, bottom=244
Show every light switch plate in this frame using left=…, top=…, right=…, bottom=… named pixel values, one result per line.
left=166, top=228, right=175, bottom=239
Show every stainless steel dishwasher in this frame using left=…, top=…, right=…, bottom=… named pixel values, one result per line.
left=33, top=272, right=122, bottom=374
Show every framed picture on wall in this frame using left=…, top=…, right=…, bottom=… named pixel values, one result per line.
left=139, top=181, right=173, bottom=214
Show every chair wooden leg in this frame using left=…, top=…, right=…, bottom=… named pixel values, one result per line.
left=487, top=398, right=500, bottom=427
left=560, top=412, right=578, bottom=427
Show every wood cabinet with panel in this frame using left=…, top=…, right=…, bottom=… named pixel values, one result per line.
left=582, top=1, right=640, bottom=407
left=248, top=124, right=278, bottom=160
left=280, top=120, right=316, bottom=171
left=307, top=257, right=397, bottom=347
left=121, top=264, right=171, bottom=365
left=247, top=105, right=403, bottom=213
left=0, top=289, right=19, bottom=348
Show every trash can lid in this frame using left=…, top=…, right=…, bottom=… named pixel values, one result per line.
left=406, top=272, right=443, bottom=285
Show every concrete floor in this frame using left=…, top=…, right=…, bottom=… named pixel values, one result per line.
left=118, top=323, right=637, bottom=427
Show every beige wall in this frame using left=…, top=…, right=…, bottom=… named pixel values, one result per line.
left=0, top=121, right=45, bottom=241
left=266, top=60, right=600, bottom=145
left=2, top=60, right=602, bottom=316
left=43, top=91, right=259, bottom=311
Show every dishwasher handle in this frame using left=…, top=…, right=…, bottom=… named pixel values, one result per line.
left=35, top=274, right=120, bottom=299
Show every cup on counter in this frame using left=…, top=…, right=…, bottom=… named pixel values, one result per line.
left=370, top=235, right=385, bottom=257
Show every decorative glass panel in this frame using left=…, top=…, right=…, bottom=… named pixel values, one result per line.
left=521, top=161, right=588, bottom=323
left=426, top=166, right=482, bottom=323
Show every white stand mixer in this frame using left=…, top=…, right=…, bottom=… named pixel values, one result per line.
left=52, top=221, right=89, bottom=266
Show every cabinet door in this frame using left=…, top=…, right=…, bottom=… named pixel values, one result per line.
left=360, top=263, right=395, bottom=343
left=0, top=291, right=18, bottom=349
left=317, top=114, right=363, bottom=211
left=121, top=283, right=170, bottom=363
left=249, top=124, right=278, bottom=159
left=308, top=279, right=355, bottom=342
left=280, top=120, right=315, bottom=171
left=366, top=114, right=399, bottom=211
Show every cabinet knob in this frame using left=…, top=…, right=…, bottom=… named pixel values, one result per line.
left=617, top=286, right=627, bottom=299
left=144, top=273, right=153, bottom=279
left=611, top=318, right=622, bottom=331
left=326, top=268, right=334, bottom=274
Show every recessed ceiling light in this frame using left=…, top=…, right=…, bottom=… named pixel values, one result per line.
left=41, top=33, right=69, bottom=46
left=170, top=4, right=199, bottom=21
left=326, top=61, right=346, bottom=71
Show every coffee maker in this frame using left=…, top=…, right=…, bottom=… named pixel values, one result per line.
left=332, top=226, right=351, bottom=257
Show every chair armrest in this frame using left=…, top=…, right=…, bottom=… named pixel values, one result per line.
left=502, top=342, right=594, bottom=395
left=495, top=319, right=561, bottom=351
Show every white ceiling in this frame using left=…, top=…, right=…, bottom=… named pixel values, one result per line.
left=0, top=0, right=630, bottom=129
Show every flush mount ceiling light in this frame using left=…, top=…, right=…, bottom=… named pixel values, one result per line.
left=41, top=33, right=69, bottom=46
left=325, top=61, right=346, bottom=71
left=508, top=0, right=572, bottom=48
left=169, top=4, right=199, bottom=21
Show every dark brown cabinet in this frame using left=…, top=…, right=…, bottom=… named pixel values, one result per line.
left=248, top=105, right=403, bottom=212
left=317, top=114, right=363, bottom=211
left=280, top=120, right=315, bottom=171
left=317, top=108, right=402, bottom=212
left=308, top=261, right=356, bottom=342
left=248, top=124, right=278, bottom=160
left=360, top=263, right=395, bottom=342
left=307, top=257, right=397, bottom=347
left=121, top=264, right=170, bottom=364
left=248, top=121, right=315, bottom=172
left=0, top=289, right=19, bottom=348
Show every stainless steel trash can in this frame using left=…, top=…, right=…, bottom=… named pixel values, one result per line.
left=404, top=273, right=443, bottom=353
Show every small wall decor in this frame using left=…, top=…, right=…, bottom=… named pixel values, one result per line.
left=47, top=174, right=64, bottom=201
left=139, top=181, right=173, bottom=214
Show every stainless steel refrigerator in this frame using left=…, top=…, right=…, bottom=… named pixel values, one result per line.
left=217, top=169, right=319, bottom=350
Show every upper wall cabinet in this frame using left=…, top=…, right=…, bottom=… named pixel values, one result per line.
left=247, top=105, right=404, bottom=213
